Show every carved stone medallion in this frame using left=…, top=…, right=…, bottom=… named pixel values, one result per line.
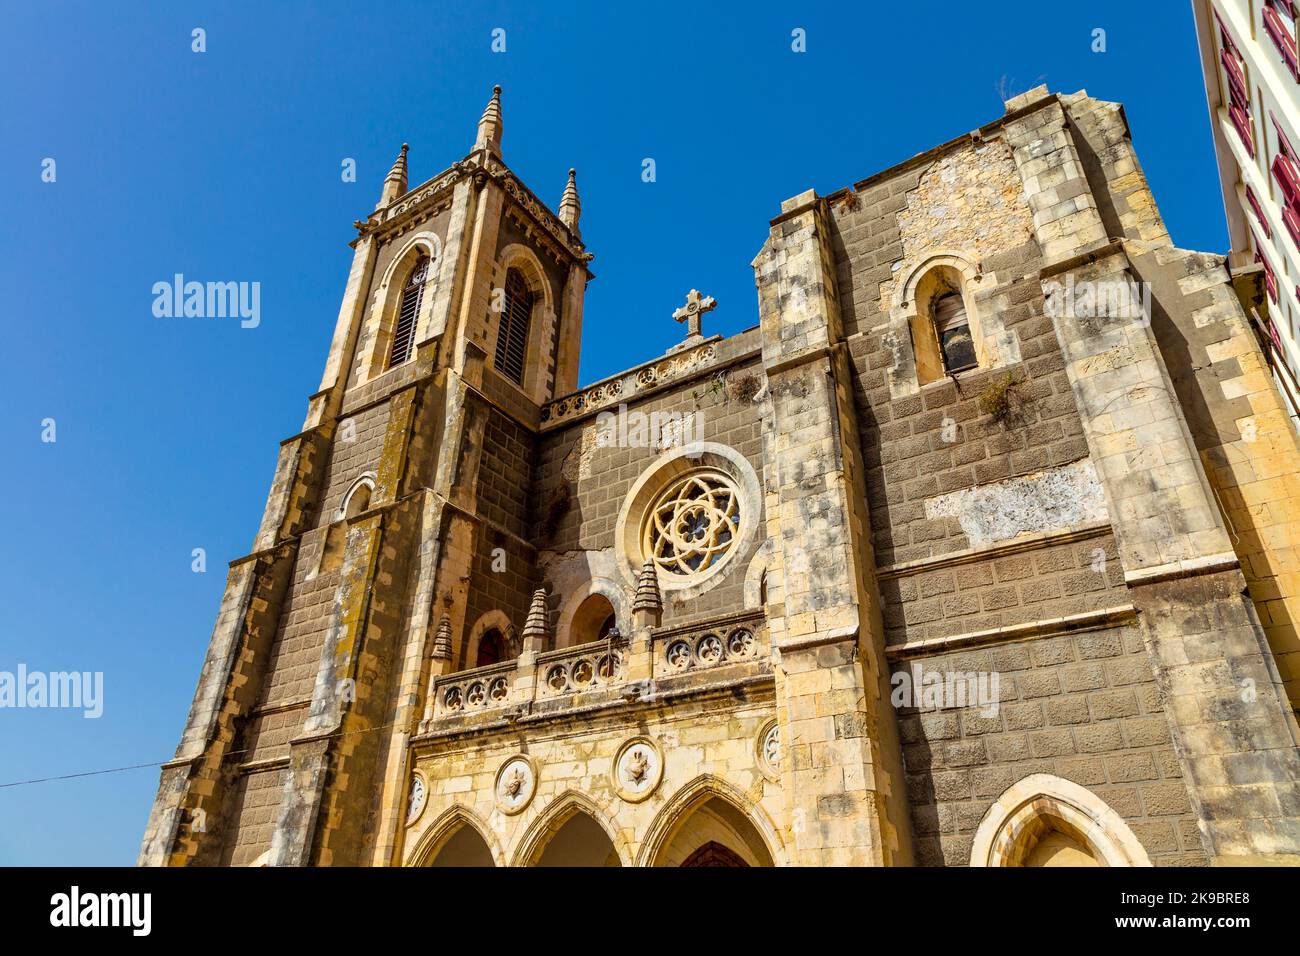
left=494, top=756, right=537, bottom=815
left=405, top=773, right=428, bottom=826
left=612, top=737, right=663, bottom=803
left=757, top=720, right=781, bottom=782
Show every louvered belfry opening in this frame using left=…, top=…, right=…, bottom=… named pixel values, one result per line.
left=387, top=255, right=429, bottom=369
left=934, top=291, right=976, bottom=373
left=494, top=268, right=534, bottom=385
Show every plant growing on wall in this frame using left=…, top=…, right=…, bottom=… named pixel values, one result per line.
left=976, top=373, right=1024, bottom=427
left=727, top=373, right=762, bottom=405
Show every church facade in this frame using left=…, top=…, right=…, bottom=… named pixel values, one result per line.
left=140, top=84, right=1300, bottom=867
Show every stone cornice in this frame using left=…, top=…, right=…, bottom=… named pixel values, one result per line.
left=876, top=522, right=1113, bottom=580
left=483, top=157, right=589, bottom=264
left=1123, top=552, right=1241, bottom=587
left=886, top=604, right=1138, bottom=660
left=540, top=337, right=766, bottom=431
left=355, top=163, right=468, bottom=244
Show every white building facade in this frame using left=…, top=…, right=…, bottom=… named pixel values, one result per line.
left=1194, top=0, right=1300, bottom=427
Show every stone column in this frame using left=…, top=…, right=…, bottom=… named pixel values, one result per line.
left=306, top=233, right=379, bottom=430
left=752, top=190, right=913, bottom=865
left=554, top=259, right=589, bottom=397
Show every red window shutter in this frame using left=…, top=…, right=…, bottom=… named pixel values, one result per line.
left=1284, top=204, right=1300, bottom=247
left=1274, top=154, right=1300, bottom=202
left=1222, top=47, right=1249, bottom=102
left=1231, top=104, right=1256, bottom=157
left=1264, top=2, right=1300, bottom=79
left=1271, top=111, right=1300, bottom=161
left=1248, top=185, right=1273, bottom=238
left=1216, top=10, right=1241, bottom=57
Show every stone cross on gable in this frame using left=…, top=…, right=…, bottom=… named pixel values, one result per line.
left=672, top=289, right=716, bottom=342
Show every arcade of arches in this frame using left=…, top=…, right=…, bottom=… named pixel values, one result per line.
left=420, top=793, right=777, bottom=867
left=418, top=779, right=1145, bottom=867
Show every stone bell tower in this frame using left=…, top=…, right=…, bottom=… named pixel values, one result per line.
left=139, top=85, right=593, bottom=866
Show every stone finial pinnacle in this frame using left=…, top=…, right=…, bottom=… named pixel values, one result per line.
left=632, top=560, right=663, bottom=628
left=376, top=142, right=410, bottom=210
left=521, top=587, right=551, bottom=649
left=432, top=613, right=452, bottom=660
left=559, top=167, right=581, bottom=236
left=475, top=84, right=504, bottom=155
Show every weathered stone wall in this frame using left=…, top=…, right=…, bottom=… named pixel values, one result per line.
left=201, top=400, right=397, bottom=865
left=1134, top=243, right=1300, bottom=713
left=1001, top=89, right=1300, bottom=861
left=219, top=767, right=286, bottom=866
left=851, top=328, right=1090, bottom=566
left=477, top=407, right=534, bottom=540
left=253, top=530, right=339, bottom=706
left=895, top=622, right=1205, bottom=866
left=878, top=533, right=1130, bottom=650
left=461, top=527, right=536, bottom=668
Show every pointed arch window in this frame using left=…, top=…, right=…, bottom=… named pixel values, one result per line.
left=569, top=594, right=616, bottom=647
left=388, top=255, right=429, bottom=369
left=476, top=628, right=507, bottom=668
left=494, top=268, right=533, bottom=385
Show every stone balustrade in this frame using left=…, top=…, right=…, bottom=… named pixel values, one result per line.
left=422, top=613, right=769, bottom=733
left=652, top=612, right=767, bottom=680
left=535, top=640, right=626, bottom=698
left=539, top=342, right=719, bottom=428
left=431, top=660, right=516, bottom=716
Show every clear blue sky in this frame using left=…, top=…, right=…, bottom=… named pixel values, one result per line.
left=0, top=1, right=1222, bottom=865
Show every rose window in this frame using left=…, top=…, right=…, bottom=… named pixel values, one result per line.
left=641, top=470, right=740, bottom=579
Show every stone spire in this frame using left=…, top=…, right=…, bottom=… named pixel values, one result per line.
left=376, top=143, right=409, bottom=210
left=632, top=560, right=663, bottom=629
left=431, top=612, right=452, bottom=660
left=474, top=85, right=503, bottom=156
left=520, top=587, right=551, bottom=651
left=559, top=168, right=581, bottom=237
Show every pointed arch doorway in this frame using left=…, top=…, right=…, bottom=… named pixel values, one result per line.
left=424, top=821, right=496, bottom=867
left=651, top=795, right=775, bottom=867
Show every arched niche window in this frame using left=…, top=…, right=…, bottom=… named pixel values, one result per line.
left=476, top=628, right=508, bottom=668
left=338, top=475, right=376, bottom=521
left=908, top=264, right=982, bottom=386
left=343, top=482, right=371, bottom=519
left=317, top=475, right=375, bottom=576
left=569, top=594, right=616, bottom=647
left=493, top=268, right=533, bottom=386
left=970, top=774, right=1153, bottom=867
left=387, top=254, right=430, bottom=370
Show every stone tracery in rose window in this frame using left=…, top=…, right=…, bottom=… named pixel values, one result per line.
left=641, top=470, right=740, bottom=578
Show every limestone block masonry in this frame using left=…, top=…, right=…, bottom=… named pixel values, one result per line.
left=141, top=85, right=1300, bottom=867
